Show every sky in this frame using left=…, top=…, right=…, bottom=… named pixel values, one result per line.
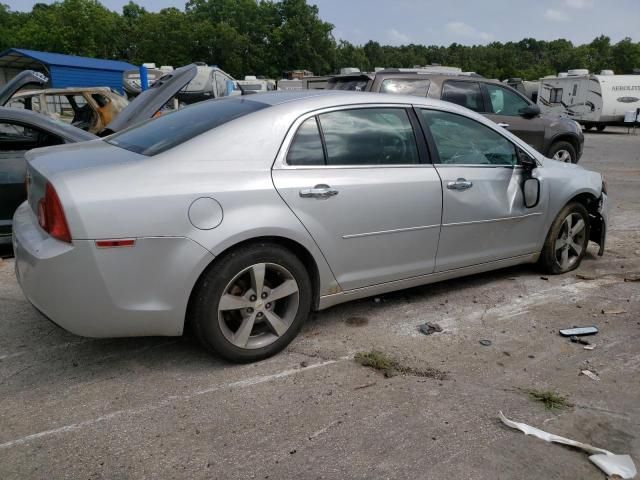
left=7, top=0, right=640, bottom=46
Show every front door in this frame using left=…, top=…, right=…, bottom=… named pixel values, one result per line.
left=418, top=108, right=547, bottom=272
left=272, top=106, right=442, bottom=291
left=482, top=83, right=546, bottom=153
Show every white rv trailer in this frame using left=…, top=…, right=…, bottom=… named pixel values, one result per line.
left=237, top=76, right=276, bottom=93
left=537, top=69, right=640, bottom=130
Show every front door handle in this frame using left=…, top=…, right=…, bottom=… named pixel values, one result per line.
left=447, top=178, right=473, bottom=191
left=498, top=123, right=510, bottom=128
left=299, top=184, right=339, bottom=199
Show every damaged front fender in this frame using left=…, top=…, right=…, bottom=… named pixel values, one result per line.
left=589, top=193, right=608, bottom=256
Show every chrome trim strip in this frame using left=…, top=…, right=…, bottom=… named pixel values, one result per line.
left=443, top=212, right=542, bottom=227
left=342, top=224, right=440, bottom=239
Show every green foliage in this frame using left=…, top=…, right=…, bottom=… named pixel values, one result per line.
left=2, top=0, right=639, bottom=79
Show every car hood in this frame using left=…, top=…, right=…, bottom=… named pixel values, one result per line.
left=0, top=70, right=48, bottom=106
left=0, top=107, right=96, bottom=142
left=102, top=63, right=197, bottom=135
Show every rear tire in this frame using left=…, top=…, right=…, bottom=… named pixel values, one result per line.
left=548, top=141, right=577, bottom=163
left=191, top=243, right=312, bottom=363
left=584, top=124, right=593, bottom=131
left=539, top=202, right=590, bottom=274
left=596, top=125, right=606, bottom=132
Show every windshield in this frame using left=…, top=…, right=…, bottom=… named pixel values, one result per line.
left=326, top=77, right=369, bottom=91
left=106, top=97, right=268, bottom=156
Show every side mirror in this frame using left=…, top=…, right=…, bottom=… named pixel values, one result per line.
left=519, top=149, right=537, bottom=170
left=523, top=178, right=540, bottom=208
left=520, top=104, right=541, bottom=118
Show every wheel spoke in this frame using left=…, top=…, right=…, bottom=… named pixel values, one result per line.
left=219, top=294, right=253, bottom=311
left=568, top=239, right=582, bottom=256
left=565, top=215, right=573, bottom=231
left=250, top=263, right=266, bottom=296
left=263, top=310, right=288, bottom=337
left=572, top=218, right=585, bottom=235
left=560, top=247, right=569, bottom=267
left=268, top=279, right=299, bottom=302
left=233, top=313, right=257, bottom=347
left=555, top=238, right=566, bottom=251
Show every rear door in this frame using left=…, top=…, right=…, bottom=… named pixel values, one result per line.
left=482, top=83, right=546, bottom=152
left=417, top=108, right=547, bottom=271
left=272, top=105, right=442, bottom=291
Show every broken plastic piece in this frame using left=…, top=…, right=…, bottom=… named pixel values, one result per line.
left=583, top=345, right=596, bottom=351
left=559, top=326, right=598, bottom=337
left=479, top=339, right=492, bottom=346
left=499, top=412, right=637, bottom=479
left=581, top=369, right=600, bottom=381
left=570, top=336, right=591, bottom=345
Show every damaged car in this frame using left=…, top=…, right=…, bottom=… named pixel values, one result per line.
left=7, top=87, right=128, bottom=134
left=13, top=91, right=608, bottom=362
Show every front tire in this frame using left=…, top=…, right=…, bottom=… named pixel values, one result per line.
left=539, top=202, right=590, bottom=274
left=548, top=141, right=577, bottom=163
left=192, top=243, right=312, bottom=362
left=596, top=125, right=606, bottom=132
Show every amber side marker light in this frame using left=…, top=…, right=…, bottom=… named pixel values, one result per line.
left=95, top=239, right=136, bottom=248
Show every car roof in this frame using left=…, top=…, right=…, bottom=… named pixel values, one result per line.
left=224, top=90, right=484, bottom=119
left=0, top=106, right=97, bottom=141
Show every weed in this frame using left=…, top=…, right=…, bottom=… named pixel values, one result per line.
left=526, top=389, right=572, bottom=410
left=354, top=350, right=447, bottom=380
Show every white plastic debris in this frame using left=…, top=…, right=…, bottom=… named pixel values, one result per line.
left=581, top=369, right=600, bottom=381
left=499, top=412, right=637, bottom=479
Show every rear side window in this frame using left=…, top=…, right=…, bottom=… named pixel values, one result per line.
left=286, top=118, right=325, bottom=166
left=380, top=79, right=430, bottom=97
left=441, top=81, right=484, bottom=112
left=319, top=108, right=419, bottom=166
left=106, top=98, right=268, bottom=156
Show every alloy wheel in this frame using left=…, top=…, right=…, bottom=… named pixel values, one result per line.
left=217, top=263, right=300, bottom=350
left=554, top=213, right=587, bottom=270
left=553, top=149, right=572, bottom=163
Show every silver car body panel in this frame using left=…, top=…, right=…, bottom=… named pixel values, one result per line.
left=14, top=91, right=607, bottom=337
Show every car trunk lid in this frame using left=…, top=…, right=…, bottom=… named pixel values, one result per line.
left=101, top=64, right=197, bottom=135
left=25, top=140, right=146, bottom=217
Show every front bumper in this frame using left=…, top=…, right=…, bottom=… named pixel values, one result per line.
left=12, top=202, right=213, bottom=338
left=590, top=192, right=608, bottom=256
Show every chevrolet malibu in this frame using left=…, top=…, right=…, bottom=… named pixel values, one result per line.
left=13, top=91, right=608, bottom=362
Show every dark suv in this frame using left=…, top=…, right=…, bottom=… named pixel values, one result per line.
left=327, top=70, right=584, bottom=163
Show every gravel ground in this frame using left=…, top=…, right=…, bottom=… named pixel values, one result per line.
left=0, top=127, right=638, bottom=479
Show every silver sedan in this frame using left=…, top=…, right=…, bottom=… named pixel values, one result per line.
left=12, top=91, right=608, bottom=362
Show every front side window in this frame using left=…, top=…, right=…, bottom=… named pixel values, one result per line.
left=441, top=81, right=484, bottom=112
left=485, top=84, right=530, bottom=116
left=214, top=73, right=230, bottom=97
left=318, top=108, right=419, bottom=166
left=421, top=109, right=517, bottom=166
left=380, top=79, right=430, bottom=97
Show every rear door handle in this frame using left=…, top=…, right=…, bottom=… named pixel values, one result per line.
left=498, top=123, right=510, bottom=128
left=299, top=184, right=339, bottom=199
left=446, top=178, right=473, bottom=191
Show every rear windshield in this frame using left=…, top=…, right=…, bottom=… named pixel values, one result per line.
left=106, top=97, right=268, bottom=156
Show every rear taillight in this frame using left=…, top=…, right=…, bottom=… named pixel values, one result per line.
left=37, top=182, right=72, bottom=243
